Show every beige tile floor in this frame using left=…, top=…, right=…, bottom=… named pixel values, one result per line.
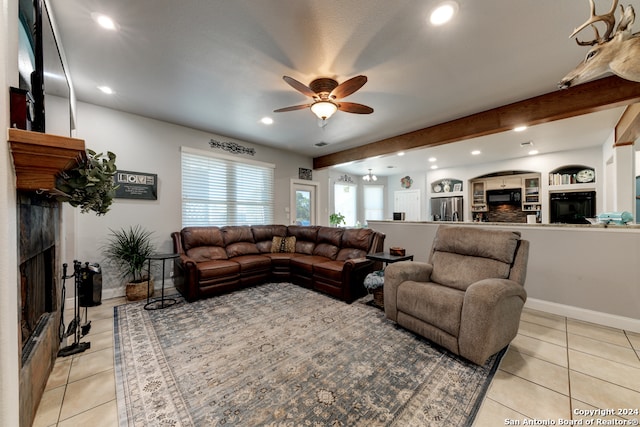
left=33, top=299, right=640, bottom=426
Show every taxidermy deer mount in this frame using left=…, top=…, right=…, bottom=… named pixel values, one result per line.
left=559, top=0, right=640, bottom=89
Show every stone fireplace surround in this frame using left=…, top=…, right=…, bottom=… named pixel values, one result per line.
left=18, top=191, right=62, bottom=427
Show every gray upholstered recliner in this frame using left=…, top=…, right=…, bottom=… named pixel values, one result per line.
left=384, top=225, right=529, bottom=365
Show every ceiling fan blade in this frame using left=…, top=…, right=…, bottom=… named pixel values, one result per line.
left=330, top=75, right=367, bottom=99
left=282, top=76, right=317, bottom=98
left=337, top=102, right=374, bottom=114
left=273, top=104, right=311, bottom=113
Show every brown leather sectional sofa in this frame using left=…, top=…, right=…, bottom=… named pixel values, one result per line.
left=171, top=225, right=385, bottom=303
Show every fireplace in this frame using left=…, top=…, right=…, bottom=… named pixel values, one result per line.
left=20, top=246, right=55, bottom=363
left=18, top=191, right=61, bottom=427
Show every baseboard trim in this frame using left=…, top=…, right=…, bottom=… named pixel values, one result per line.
left=525, top=298, right=640, bottom=333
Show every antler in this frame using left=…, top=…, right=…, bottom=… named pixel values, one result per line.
left=570, top=0, right=619, bottom=45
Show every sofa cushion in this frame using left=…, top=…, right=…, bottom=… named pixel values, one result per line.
left=287, top=225, right=319, bottom=255
left=336, top=228, right=373, bottom=261
left=226, top=242, right=260, bottom=258
left=181, top=227, right=225, bottom=251
left=197, top=260, right=240, bottom=281
left=271, top=236, right=296, bottom=253
left=186, top=246, right=229, bottom=262
left=312, top=227, right=343, bottom=260
left=397, top=280, right=464, bottom=337
left=290, top=255, right=331, bottom=274
left=222, top=226, right=259, bottom=258
left=252, top=225, right=287, bottom=253
left=313, top=260, right=344, bottom=281
left=229, top=254, right=271, bottom=273
left=222, top=226, right=255, bottom=244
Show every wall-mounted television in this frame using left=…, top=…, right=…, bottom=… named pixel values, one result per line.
left=16, top=0, right=73, bottom=136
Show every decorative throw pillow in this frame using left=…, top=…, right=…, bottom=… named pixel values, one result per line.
left=271, top=236, right=296, bottom=253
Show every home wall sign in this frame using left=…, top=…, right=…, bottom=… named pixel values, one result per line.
left=114, top=170, right=157, bottom=200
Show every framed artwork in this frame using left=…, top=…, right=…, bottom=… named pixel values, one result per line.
left=299, top=168, right=312, bottom=180
left=453, top=183, right=462, bottom=192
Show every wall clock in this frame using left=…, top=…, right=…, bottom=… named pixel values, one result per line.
left=576, top=169, right=595, bottom=183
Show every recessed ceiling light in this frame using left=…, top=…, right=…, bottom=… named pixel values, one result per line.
left=430, top=165, right=438, bottom=170
left=91, top=13, right=118, bottom=31
left=471, top=150, right=481, bottom=155
left=97, top=85, right=114, bottom=94
left=397, top=152, right=405, bottom=156
left=430, top=1, right=458, bottom=26
left=514, top=125, right=528, bottom=132
left=528, top=150, right=539, bottom=155
left=428, top=157, right=437, bottom=162
left=260, top=117, right=273, bottom=125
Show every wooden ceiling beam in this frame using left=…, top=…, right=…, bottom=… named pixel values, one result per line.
left=615, top=103, right=640, bottom=144
left=313, top=75, right=640, bottom=170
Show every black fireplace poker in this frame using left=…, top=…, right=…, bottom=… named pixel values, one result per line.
left=57, top=261, right=91, bottom=357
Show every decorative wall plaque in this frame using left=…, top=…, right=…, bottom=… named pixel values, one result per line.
left=299, top=168, right=312, bottom=180
left=209, top=139, right=255, bottom=156
left=114, top=170, right=157, bottom=200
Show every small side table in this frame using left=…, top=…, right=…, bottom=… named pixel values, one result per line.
left=144, top=253, right=179, bottom=310
left=366, top=252, right=414, bottom=266
left=365, top=252, right=413, bottom=309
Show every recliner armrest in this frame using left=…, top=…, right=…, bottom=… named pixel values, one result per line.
left=383, top=261, right=433, bottom=321
left=458, top=278, right=527, bottom=365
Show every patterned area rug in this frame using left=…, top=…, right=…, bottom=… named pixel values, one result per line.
left=114, top=283, right=505, bottom=426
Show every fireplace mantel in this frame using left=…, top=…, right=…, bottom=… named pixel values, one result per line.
left=8, top=128, right=86, bottom=191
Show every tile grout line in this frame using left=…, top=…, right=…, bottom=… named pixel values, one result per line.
left=565, top=316, right=575, bottom=420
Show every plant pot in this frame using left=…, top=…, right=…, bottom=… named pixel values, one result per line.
left=126, top=277, right=154, bottom=301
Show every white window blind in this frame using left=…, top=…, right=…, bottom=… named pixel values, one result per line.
left=364, top=185, right=384, bottom=221
left=181, top=147, right=274, bottom=227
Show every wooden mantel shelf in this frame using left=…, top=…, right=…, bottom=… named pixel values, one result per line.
left=8, top=128, right=86, bottom=191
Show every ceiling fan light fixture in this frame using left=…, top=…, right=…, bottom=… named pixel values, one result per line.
left=311, top=101, right=338, bottom=120
left=363, top=169, right=377, bottom=182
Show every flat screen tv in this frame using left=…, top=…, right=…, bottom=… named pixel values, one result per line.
left=17, top=0, right=72, bottom=135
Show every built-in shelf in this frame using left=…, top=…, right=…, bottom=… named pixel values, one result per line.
left=8, top=128, right=86, bottom=191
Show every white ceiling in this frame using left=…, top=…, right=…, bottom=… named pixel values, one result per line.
left=47, top=0, right=637, bottom=176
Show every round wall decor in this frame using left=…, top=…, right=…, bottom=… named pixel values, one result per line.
left=401, top=176, right=413, bottom=188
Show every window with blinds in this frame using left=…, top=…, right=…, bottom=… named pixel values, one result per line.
left=181, top=147, right=275, bottom=227
left=364, top=185, right=384, bottom=221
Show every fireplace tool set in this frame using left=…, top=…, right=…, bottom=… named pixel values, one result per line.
left=58, top=260, right=101, bottom=357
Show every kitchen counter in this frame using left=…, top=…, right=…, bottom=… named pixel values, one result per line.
left=375, top=220, right=640, bottom=229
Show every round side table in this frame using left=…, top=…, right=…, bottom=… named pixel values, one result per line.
left=144, top=253, right=179, bottom=310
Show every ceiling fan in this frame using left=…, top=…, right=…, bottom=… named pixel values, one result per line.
left=274, top=75, right=374, bottom=122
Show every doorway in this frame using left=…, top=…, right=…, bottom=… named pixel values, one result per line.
left=291, top=180, right=318, bottom=225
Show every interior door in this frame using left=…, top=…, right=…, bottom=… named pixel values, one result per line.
left=291, top=182, right=317, bottom=225
left=394, top=190, right=420, bottom=221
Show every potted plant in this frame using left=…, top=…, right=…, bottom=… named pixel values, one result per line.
left=53, top=149, right=118, bottom=216
left=329, top=212, right=346, bottom=227
left=103, top=225, right=155, bottom=301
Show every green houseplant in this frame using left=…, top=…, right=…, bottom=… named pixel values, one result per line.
left=329, top=212, right=346, bottom=227
left=103, top=225, right=155, bottom=301
left=54, top=149, right=118, bottom=215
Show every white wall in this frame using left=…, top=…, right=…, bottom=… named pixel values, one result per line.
left=1, top=0, right=21, bottom=424
left=71, top=102, right=314, bottom=297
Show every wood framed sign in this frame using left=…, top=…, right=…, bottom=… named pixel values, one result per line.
left=114, top=170, right=157, bottom=200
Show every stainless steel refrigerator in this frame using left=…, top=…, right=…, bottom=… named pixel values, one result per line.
left=431, top=196, right=463, bottom=221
